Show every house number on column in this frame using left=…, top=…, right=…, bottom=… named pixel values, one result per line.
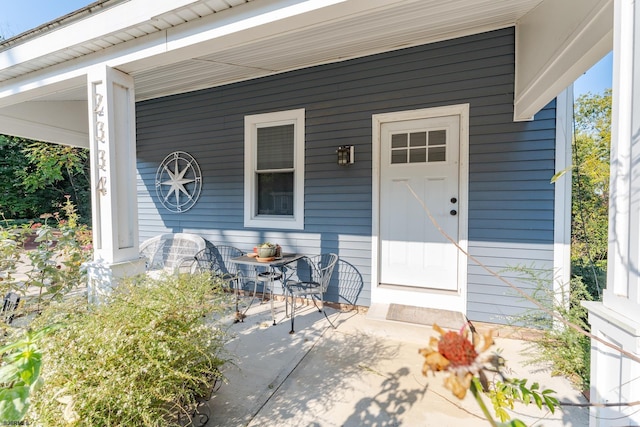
left=93, top=90, right=108, bottom=196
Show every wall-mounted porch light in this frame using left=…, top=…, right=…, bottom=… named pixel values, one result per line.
left=337, top=145, right=354, bottom=166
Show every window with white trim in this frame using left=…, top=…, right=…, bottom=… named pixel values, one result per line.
left=244, top=109, right=305, bottom=229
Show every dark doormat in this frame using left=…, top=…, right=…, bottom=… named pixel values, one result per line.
left=386, top=304, right=465, bottom=330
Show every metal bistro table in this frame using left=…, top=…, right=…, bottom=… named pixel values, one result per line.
left=230, top=253, right=304, bottom=326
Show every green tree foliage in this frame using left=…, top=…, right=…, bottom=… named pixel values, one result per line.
left=0, top=135, right=51, bottom=218
left=0, top=135, right=90, bottom=222
left=572, top=90, right=611, bottom=298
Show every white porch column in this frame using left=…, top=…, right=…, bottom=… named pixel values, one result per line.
left=583, top=0, right=640, bottom=425
left=85, top=65, right=145, bottom=302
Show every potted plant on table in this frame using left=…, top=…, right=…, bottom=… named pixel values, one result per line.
left=257, top=242, right=277, bottom=259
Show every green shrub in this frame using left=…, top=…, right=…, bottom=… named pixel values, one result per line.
left=0, top=325, right=61, bottom=421
left=534, top=276, right=592, bottom=390
left=28, top=272, right=231, bottom=426
left=0, top=197, right=92, bottom=320
left=510, top=267, right=592, bottom=390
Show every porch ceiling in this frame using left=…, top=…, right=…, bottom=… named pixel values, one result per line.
left=0, top=0, right=544, bottom=105
left=129, top=0, right=545, bottom=101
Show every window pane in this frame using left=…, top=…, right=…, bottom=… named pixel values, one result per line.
left=257, top=124, right=294, bottom=170
left=257, top=172, right=294, bottom=215
left=391, top=150, right=407, bottom=164
left=391, top=133, right=408, bottom=148
left=410, top=132, right=427, bottom=147
left=428, top=146, right=446, bottom=162
left=428, top=130, right=446, bottom=146
left=409, top=148, right=426, bottom=163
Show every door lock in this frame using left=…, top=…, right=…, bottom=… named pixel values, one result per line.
left=450, top=197, right=457, bottom=204
left=450, top=209, right=457, bottom=216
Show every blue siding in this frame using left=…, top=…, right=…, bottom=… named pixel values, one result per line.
left=136, top=26, right=556, bottom=322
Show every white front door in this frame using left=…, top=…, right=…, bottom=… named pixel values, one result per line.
left=380, top=114, right=460, bottom=291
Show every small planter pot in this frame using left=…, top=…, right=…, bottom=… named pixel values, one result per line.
left=257, top=246, right=276, bottom=258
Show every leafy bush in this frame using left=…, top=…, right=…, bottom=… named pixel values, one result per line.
left=485, top=378, right=559, bottom=423
left=510, top=267, right=592, bottom=390
left=0, top=325, right=60, bottom=421
left=28, top=272, right=231, bottom=426
left=0, top=196, right=92, bottom=320
left=536, top=276, right=592, bottom=390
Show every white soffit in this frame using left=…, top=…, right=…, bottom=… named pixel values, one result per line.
left=0, top=0, right=569, bottom=109
left=128, top=0, right=546, bottom=101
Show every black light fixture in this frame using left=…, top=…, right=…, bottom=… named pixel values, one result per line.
left=337, top=145, right=354, bottom=166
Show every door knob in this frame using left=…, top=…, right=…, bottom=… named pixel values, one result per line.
left=450, top=209, right=457, bottom=216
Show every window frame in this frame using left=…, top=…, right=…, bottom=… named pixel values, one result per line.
left=244, top=108, right=305, bottom=230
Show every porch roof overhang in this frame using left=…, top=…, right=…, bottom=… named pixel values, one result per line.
left=0, top=0, right=612, bottom=147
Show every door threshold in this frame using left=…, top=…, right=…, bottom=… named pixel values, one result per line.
left=378, top=283, right=459, bottom=295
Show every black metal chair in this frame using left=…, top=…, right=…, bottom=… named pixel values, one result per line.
left=283, top=253, right=338, bottom=334
left=2, top=292, right=21, bottom=324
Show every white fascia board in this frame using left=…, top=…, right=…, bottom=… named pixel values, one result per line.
left=0, top=0, right=366, bottom=106
left=0, top=0, right=354, bottom=76
left=0, top=0, right=201, bottom=71
left=165, top=0, right=351, bottom=52
left=0, top=113, right=89, bottom=147
left=514, top=0, right=612, bottom=121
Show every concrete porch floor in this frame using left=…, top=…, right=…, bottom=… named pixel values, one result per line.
left=204, top=300, right=589, bottom=427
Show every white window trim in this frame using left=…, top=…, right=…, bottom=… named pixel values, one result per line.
left=244, top=108, right=305, bottom=230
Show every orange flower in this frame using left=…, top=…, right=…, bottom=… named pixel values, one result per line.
left=419, top=323, right=495, bottom=399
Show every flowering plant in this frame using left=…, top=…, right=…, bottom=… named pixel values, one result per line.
left=419, top=322, right=559, bottom=426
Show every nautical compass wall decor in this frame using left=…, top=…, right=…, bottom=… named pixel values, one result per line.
left=155, top=151, right=202, bottom=213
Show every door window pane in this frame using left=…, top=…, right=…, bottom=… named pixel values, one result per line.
left=428, top=147, right=446, bottom=162
left=410, top=132, right=427, bottom=147
left=390, top=130, right=445, bottom=164
left=427, top=130, right=446, bottom=162
left=391, top=150, right=408, bottom=164
left=391, top=133, right=408, bottom=148
left=409, top=148, right=427, bottom=163
left=428, top=130, right=446, bottom=146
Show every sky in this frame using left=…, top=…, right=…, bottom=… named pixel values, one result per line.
left=0, top=1, right=613, bottom=99
left=573, top=51, right=613, bottom=97
left=0, top=0, right=94, bottom=39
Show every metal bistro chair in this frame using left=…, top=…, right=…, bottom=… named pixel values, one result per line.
left=185, top=245, right=256, bottom=322
left=284, top=253, right=338, bottom=334
left=140, top=233, right=208, bottom=273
